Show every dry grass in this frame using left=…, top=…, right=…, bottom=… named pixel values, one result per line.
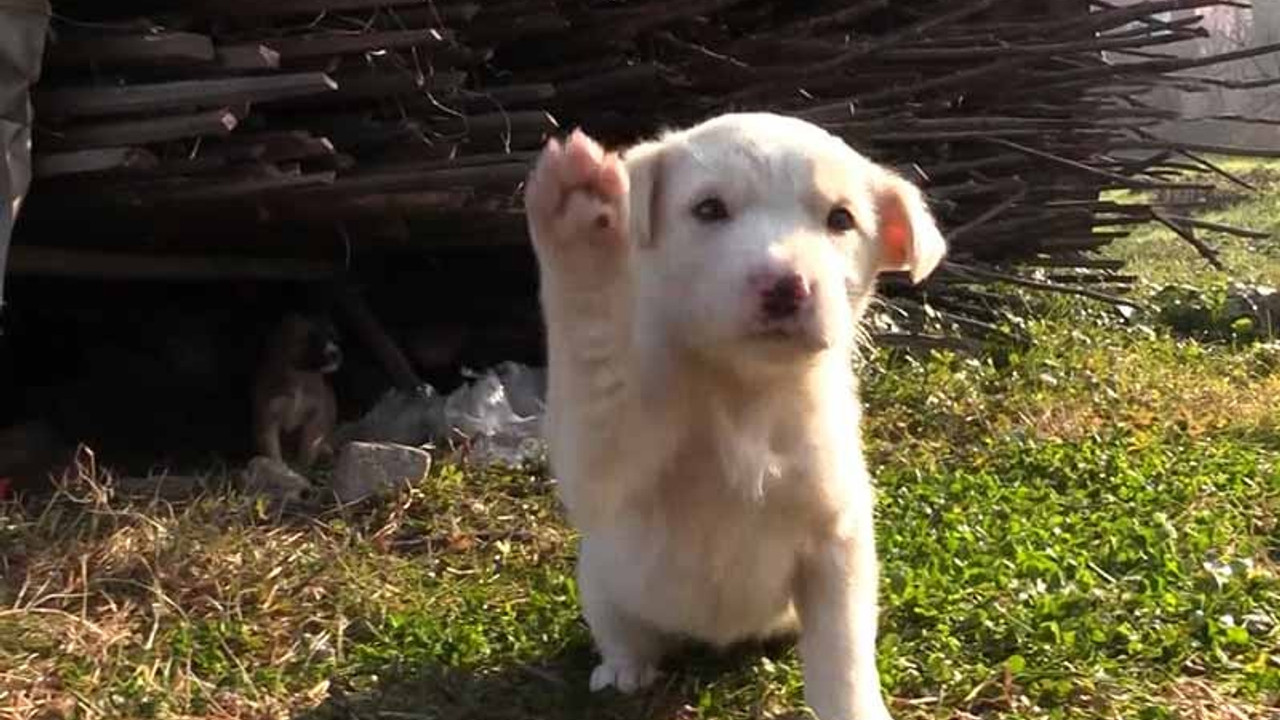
left=1, top=448, right=574, bottom=720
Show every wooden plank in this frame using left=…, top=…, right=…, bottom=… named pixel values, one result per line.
left=43, top=108, right=239, bottom=150
left=45, top=32, right=216, bottom=69
left=36, top=73, right=338, bottom=119
left=34, top=148, right=159, bottom=178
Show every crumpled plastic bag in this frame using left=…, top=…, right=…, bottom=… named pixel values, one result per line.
left=0, top=0, right=50, bottom=311
left=335, top=362, right=547, bottom=467
left=335, top=383, right=444, bottom=448
left=443, top=362, right=546, bottom=466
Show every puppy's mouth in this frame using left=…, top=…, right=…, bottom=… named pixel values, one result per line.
left=747, top=321, right=830, bottom=352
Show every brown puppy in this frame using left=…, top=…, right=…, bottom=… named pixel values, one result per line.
left=252, top=313, right=342, bottom=469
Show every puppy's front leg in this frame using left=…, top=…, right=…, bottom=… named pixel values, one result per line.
left=577, top=553, right=665, bottom=694
left=298, top=415, right=331, bottom=468
left=256, top=420, right=285, bottom=464
left=525, top=130, right=631, bottom=380
left=796, top=514, right=893, bottom=720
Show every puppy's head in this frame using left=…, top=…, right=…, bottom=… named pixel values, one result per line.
left=622, top=113, right=945, bottom=368
left=277, top=314, right=343, bottom=375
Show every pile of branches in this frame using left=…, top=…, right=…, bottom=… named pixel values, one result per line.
left=14, top=0, right=1280, bottom=350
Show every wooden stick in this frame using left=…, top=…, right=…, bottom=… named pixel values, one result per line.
left=190, top=0, right=455, bottom=15
left=199, top=131, right=336, bottom=164
left=336, top=284, right=423, bottom=392
left=1162, top=214, right=1272, bottom=240
left=775, top=0, right=888, bottom=37
left=1150, top=210, right=1227, bottom=271
left=121, top=171, right=337, bottom=205
left=1018, top=257, right=1128, bottom=270
left=584, top=0, right=754, bottom=39
left=944, top=185, right=1028, bottom=243
left=299, top=161, right=532, bottom=198
left=985, top=137, right=1208, bottom=191
left=42, top=108, right=239, bottom=150
left=461, top=83, right=557, bottom=111
left=7, top=246, right=337, bottom=281
left=45, top=32, right=216, bottom=68
left=36, top=73, right=338, bottom=119
left=944, top=263, right=1145, bottom=308
left=214, top=44, right=282, bottom=72
left=263, top=29, right=467, bottom=62
left=1172, top=150, right=1254, bottom=190
left=34, top=147, right=159, bottom=178
left=1119, top=139, right=1280, bottom=158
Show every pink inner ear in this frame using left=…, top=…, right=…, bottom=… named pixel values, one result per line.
left=878, top=196, right=913, bottom=271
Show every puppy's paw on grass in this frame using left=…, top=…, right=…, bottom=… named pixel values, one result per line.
left=588, top=660, right=660, bottom=694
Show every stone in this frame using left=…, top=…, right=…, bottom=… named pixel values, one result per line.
left=242, top=456, right=312, bottom=504
left=330, top=441, right=431, bottom=504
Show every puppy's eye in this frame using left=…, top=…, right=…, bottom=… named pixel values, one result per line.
left=693, top=197, right=730, bottom=223
left=827, top=206, right=857, bottom=233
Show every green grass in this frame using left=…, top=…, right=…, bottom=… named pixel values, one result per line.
left=3, top=168, right=1280, bottom=719
left=1104, top=157, right=1280, bottom=290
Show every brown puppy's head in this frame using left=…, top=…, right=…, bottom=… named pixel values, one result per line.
left=276, top=314, right=343, bottom=375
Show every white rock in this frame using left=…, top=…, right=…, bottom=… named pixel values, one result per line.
left=330, top=442, right=430, bottom=504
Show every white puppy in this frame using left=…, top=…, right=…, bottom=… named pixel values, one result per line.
left=524, top=112, right=946, bottom=720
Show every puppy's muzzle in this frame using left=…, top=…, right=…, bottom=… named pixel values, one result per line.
left=756, top=271, right=812, bottom=321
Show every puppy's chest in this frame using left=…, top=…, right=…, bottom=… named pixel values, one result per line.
left=618, top=496, right=807, bottom=641
left=271, top=384, right=322, bottom=427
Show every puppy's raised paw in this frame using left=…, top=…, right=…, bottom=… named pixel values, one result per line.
left=525, top=129, right=629, bottom=262
left=588, top=660, right=660, bottom=694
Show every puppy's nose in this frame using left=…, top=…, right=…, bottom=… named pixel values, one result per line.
left=760, top=272, right=811, bottom=320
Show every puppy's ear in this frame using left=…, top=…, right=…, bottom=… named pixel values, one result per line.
left=622, top=140, right=666, bottom=248
left=872, top=170, right=947, bottom=284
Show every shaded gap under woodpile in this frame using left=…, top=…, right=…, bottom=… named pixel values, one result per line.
left=11, top=0, right=1280, bottom=354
